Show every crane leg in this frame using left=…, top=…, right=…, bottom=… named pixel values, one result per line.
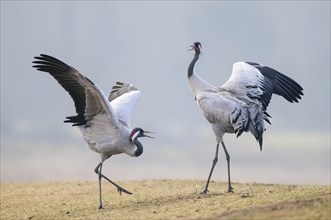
left=221, top=141, right=234, bottom=193
left=201, top=143, right=219, bottom=194
left=94, top=162, right=133, bottom=208
left=94, top=162, right=104, bottom=209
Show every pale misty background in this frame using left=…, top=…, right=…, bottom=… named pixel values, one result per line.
left=1, top=1, right=330, bottom=186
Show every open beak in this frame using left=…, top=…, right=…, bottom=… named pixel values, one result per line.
left=143, top=131, right=154, bottom=139
left=187, top=45, right=195, bottom=51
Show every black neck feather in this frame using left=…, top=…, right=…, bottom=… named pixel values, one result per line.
left=133, top=139, right=143, bottom=157
left=188, top=50, right=201, bottom=78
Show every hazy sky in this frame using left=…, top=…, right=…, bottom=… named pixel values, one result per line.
left=1, top=1, right=330, bottom=185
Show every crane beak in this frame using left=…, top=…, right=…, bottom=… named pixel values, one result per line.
left=143, top=131, right=154, bottom=139
left=187, top=45, right=195, bottom=51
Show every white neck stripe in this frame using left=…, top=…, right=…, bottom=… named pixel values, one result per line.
left=131, top=130, right=140, bottom=142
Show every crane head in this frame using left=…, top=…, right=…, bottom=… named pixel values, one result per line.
left=188, top=42, right=202, bottom=52
left=130, top=128, right=154, bottom=157
left=130, top=128, right=154, bottom=141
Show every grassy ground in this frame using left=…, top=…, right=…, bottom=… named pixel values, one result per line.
left=1, top=180, right=330, bottom=220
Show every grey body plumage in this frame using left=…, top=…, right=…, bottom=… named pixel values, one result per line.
left=32, top=54, right=153, bottom=209
left=187, top=42, right=303, bottom=193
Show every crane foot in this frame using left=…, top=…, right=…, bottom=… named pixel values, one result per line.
left=227, top=187, right=234, bottom=193
left=200, top=189, right=209, bottom=194
left=117, top=187, right=133, bottom=195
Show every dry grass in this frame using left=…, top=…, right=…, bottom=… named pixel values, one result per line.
left=1, top=180, right=330, bottom=219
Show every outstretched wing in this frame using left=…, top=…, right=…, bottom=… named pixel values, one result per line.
left=221, top=62, right=304, bottom=112
left=108, top=81, right=138, bottom=101
left=109, top=81, right=141, bottom=128
left=32, top=54, right=119, bottom=130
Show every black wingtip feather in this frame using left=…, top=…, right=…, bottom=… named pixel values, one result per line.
left=64, top=115, right=87, bottom=126
left=274, top=73, right=303, bottom=103
left=33, top=54, right=88, bottom=127
left=248, top=62, right=304, bottom=106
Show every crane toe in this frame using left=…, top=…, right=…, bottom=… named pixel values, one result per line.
left=200, top=189, right=209, bottom=194
left=227, top=187, right=234, bottom=193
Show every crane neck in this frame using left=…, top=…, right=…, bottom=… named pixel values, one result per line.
left=133, top=138, right=143, bottom=157
left=188, top=50, right=201, bottom=78
left=187, top=49, right=216, bottom=96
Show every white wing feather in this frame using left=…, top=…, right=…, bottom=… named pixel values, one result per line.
left=111, top=90, right=141, bottom=128
left=221, top=62, right=264, bottom=100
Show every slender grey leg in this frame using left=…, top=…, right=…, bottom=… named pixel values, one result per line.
left=94, top=162, right=133, bottom=197
left=201, top=143, right=220, bottom=194
left=221, top=141, right=234, bottom=193
left=94, top=162, right=103, bottom=209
